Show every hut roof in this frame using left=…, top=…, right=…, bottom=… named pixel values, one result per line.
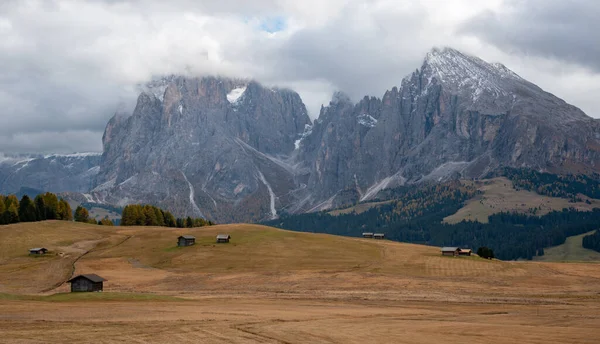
left=29, top=247, right=47, bottom=251
left=460, top=248, right=472, bottom=252
left=373, top=233, right=385, bottom=236
left=67, top=274, right=107, bottom=283
left=216, top=234, right=231, bottom=240
left=362, top=232, right=374, bottom=235
left=179, top=235, right=196, bottom=240
left=441, top=247, right=460, bottom=252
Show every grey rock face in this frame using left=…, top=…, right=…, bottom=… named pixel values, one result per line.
left=297, top=47, right=600, bottom=208
left=0, top=153, right=101, bottom=194
left=5, top=48, right=600, bottom=222
left=92, top=76, right=311, bottom=223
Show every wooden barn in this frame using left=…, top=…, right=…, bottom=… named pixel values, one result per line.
left=216, top=234, right=231, bottom=243
left=373, top=233, right=385, bottom=239
left=441, top=247, right=460, bottom=256
left=67, top=274, right=106, bottom=292
left=459, top=248, right=472, bottom=256
left=362, top=232, right=374, bottom=238
left=177, top=235, right=196, bottom=247
left=29, top=248, right=48, bottom=255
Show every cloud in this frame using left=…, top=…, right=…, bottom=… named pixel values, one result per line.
left=0, top=0, right=598, bottom=154
left=462, top=0, right=600, bottom=72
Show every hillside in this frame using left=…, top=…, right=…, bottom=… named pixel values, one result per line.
left=2, top=221, right=600, bottom=343
left=2, top=220, right=600, bottom=296
left=534, top=231, right=600, bottom=262
left=444, top=177, right=599, bottom=224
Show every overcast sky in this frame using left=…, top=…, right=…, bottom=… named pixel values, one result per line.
left=1, top=0, right=599, bottom=154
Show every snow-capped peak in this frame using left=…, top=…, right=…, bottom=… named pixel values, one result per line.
left=419, top=47, right=526, bottom=103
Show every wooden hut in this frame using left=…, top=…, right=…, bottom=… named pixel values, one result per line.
left=441, top=247, right=460, bottom=256
left=177, top=235, right=196, bottom=247
left=29, top=248, right=48, bottom=255
left=216, top=234, right=231, bottom=243
left=458, top=248, right=472, bottom=256
left=362, top=232, right=374, bottom=238
left=373, top=233, right=385, bottom=239
left=67, top=274, right=106, bottom=292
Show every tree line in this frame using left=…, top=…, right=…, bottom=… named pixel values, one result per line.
left=501, top=167, right=600, bottom=201
left=582, top=230, right=600, bottom=253
left=263, top=180, right=600, bottom=260
left=0, top=192, right=73, bottom=225
left=120, top=204, right=214, bottom=228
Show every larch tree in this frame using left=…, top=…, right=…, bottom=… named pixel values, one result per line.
left=74, top=206, right=90, bottom=223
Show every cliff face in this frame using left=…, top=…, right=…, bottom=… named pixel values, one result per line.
left=296, top=48, right=600, bottom=209
left=6, top=48, right=600, bottom=222
left=93, top=76, right=312, bottom=222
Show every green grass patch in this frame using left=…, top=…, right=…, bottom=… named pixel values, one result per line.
left=534, top=231, right=600, bottom=262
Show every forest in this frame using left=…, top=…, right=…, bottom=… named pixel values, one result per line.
left=120, top=204, right=214, bottom=228
left=265, top=177, right=600, bottom=260
left=501, top=167, right=600, bottom=201
left=0, top=192, right=72, bottom=225
left=582, top=230, right=600, bottom=253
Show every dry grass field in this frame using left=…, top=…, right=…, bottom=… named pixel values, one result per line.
left=1, top=221, right=600, bottom=343
left=444, top=177, right=599, bottom=224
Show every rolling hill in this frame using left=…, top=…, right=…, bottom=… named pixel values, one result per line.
left=2, top=220, right=600, bottom=343
left=1, top=220, right=599, bottom=297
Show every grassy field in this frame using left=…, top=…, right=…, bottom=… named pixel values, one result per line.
left=534, top=231, right=600, bottom=262
left=444, top=177, right=599, bottom=223
left=1, top=221, right=599, bottom=343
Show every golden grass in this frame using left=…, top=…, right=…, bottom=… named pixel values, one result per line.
left=1, top=221, right=600, bottom=343
left=444, top=177, right=600, bottom=224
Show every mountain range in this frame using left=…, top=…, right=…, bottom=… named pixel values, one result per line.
left=2, top=47, right=599, bottom=222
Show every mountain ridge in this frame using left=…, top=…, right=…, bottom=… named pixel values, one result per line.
left=3, top=47, right=600, bottom=222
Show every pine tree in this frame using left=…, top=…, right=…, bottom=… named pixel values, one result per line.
left=154, top=207, right=165, bottom=226
left=41, top=193, right=59, bottom=220
left=164, top=211, right=176, bottom=227
left=121, top=205, right=132, bottom=226
left=0, top=196, right=5, bottom=225
left=176, top=218, right=184, bottom=228
left=99, top=218, right=114, bottom=226
left=18, top=195, right=38, bottom=222
left=185, top=216, right=193, bottom=228
left=5, top=202, right=19, bottom=224
left=34, top=195, right=46, bottom=221
left=58, top=199, right=73, bottom=221
left=143, top=205, right=158, bottom=226
left=74, top=206, right=90, bottom=223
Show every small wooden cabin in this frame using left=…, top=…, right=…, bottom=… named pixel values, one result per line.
left=29, top=248, right=48, bottom=255
left=67, top=274, right=106, bottom=292
left=177, top=235, right=196, bottom=247
left=458, top=248, right=472, bottom=256
left=362, top=232, right=374, bottom=238
left=441, top=247, right=460, bottom=256
left=216, top=234, right=231, bottom=243
left=373, top=233, right=385, bottom=239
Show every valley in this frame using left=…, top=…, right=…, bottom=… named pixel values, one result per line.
left=1, top=221, right=600, bottom=343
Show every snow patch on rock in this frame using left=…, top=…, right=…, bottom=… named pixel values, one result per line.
left=227, top=86, right=247, bottom=104
left=256, top=169, right=277, bottom=219
left=357, top=114, right=378, bottom=128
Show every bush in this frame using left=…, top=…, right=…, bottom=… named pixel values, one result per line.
left=477, top=246, right=495, bottom=259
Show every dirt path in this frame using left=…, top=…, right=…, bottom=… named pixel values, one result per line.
left=41, top=234, right=133, bottom=293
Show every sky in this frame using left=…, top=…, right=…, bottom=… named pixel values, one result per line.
left=0, top=0, right=599, bottom=154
